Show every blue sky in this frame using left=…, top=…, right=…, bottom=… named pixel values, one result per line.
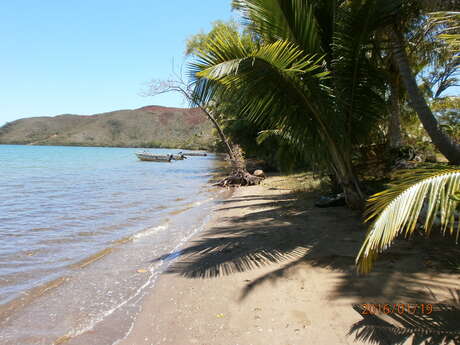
left=0, top=1, right=234, bottom=125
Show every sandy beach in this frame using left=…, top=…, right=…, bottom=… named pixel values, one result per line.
left=117, top=174, right=460, bottom=345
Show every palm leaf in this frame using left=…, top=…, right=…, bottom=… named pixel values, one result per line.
left=427, top=11, right=460, bottom=54
left=232, top=0, right=322, bottom=54
left=357, top=167, right=460, bottom=273
left=189, top=29, right=335, bottom=159
left=188, top=0, right=400, bottom=207
left=256, top=129, right=285, bottom=145
left=256, top=128, right=305, bottom=156
left=332, top=0, right=397, bottom=145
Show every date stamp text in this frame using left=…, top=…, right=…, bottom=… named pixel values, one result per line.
left=360, top=303, right=433, bottom=315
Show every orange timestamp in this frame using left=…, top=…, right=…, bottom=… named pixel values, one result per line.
left=360, top=303, right=433, bottom=315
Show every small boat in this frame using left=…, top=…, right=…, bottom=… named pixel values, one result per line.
left=183, top=152, right=207, bottom=157
left=135, top=152, right=173, bottom=162
left=171, top=152, right=187, bottom=160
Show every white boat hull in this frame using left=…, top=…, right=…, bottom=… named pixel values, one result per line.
left=135, top=152, right=172, bottom=162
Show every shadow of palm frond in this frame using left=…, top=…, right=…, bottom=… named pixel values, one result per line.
left=215, top=193, right=297, bottom=204
left=150, top=190, right=460, bottom=303
left=238, top=256, right=306, bottom=300
left=349, top=292, right=460, bottom=345
left=152, top=223, right=312, bottom=278
left=150, top=190, right=362, bottom=280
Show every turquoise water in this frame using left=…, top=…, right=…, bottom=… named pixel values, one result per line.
left=0, top=145, right=223, bottom=344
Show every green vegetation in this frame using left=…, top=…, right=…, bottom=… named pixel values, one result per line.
left=183, top=0, right=460, bottom=271
left=357, top=167, right=460, bottom=273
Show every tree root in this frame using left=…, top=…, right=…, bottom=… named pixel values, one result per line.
left=214, top=169, right=264, bottom=187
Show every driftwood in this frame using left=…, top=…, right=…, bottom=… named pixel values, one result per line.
left=214, top=168, right=264, bottom=187
left=214, top=145, right=265, bottom=187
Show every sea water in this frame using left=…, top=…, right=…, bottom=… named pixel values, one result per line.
left=0, top=145, right=224, bottom=345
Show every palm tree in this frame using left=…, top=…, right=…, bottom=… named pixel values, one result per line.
left=390, top=26, right=460, bottom=164
left=356, top=166, right=460, bottom=273
left=189, top=0, right=392, bottom=208
left=355, top=3, right=460, bottom=272
left=387, top=64, right=403, bottom=149
left=388, top=0, right=460, bottom=164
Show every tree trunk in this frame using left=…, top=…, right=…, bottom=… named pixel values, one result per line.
left=175, top=86, right=236, bottom=163
left=339, top=171, right=365, bottom=209
left=308, top=109, right=365, bottom=208
left=195, top=105, right=236, bottom=162
left=328, top=144, right=365, bottom=209
left=388, top=74, right=402, bottom=149
left=391, top=26, right=460, bottom=164
left=342, top=158, right=365, bottom=209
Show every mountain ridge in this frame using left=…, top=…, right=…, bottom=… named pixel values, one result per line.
left=0, top=106, right=214, bottom=149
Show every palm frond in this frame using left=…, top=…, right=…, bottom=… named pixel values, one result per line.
left=188, top=30, right=335, bottom=158
left=427, top=11, right=460, bottom=54
left=331, top=0, right=392, bottom=145
left=232, top=0, right=322, bottom=54
left=188, top=0, right=400, bottom=208
left=357, top=167, right=460, bottom=273
left=256, top=129, right=285, bottom=145
left=256, top=128, right=305, bottom=155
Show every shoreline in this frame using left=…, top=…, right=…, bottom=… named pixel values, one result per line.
left=0, top=149, right=228, bottom=345
left=0, top=143, right=214, bottom=151
left=0, top=197, right=221, bottom=345
left=115, top=174, right=460, bottom=345
left=115, top=178, right=363, bottom=345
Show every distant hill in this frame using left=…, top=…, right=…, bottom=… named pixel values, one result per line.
left=0, top=106, right=214, bottom=149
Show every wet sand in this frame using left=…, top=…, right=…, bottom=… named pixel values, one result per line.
left=117, top=175, right=460, bottom=345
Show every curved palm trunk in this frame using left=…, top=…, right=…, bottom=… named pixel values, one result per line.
left=388, top=74, right=402, bottom=149
left=391, top=27, right=460, bottom=164
left=326, top=139, right=365, bottom=209
left=339, top=159, right=365, bottom=210
left=296, top=89, right=365, bottom=209
left=337, top=169, right=365, bottom=209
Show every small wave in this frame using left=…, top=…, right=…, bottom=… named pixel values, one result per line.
left=165, top=197, right=213, bottom=217
left=55, top=198, right=220, bottom=344
left=0, top=276, right=69, bottom=322
left=132, top=222, right=169, bottom=241
left=53, top=266, right=162, bottom=345
left=70, top=247, right=116, bottom=269
left=0, top=145, right=226, bottom=344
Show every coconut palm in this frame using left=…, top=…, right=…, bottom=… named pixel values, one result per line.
left=189, top=0, right=395, bottom=208
left=388, top=0, right=460, bottom=164
left=356, top=167, right=460, bottom=273
left=391, top=27, right=460, bottom=164
left=382, top=8, right=459, bottom=150
left=355, top=4, right=460, bottom=271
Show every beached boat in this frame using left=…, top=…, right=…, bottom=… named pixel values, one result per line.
left=171, top=153, right=187, bottom=160
left=135, top=152, right=173, bottom=162
left=183, top=152, right=207, bottom=157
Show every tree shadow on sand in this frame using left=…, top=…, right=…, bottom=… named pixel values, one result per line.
left=152, top=192, right=354, bottom=281
left=348, top=291, right=460, bottom=345
left=151, top=189, right=460, bottom=305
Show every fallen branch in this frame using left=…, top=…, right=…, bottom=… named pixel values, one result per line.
left=214, top=168, right=264, bottom=187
